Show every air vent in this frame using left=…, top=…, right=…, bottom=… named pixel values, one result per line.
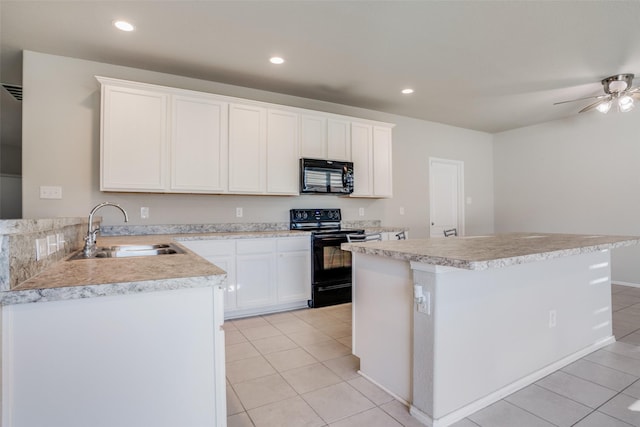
left=1, top=83, right=22, bottom=101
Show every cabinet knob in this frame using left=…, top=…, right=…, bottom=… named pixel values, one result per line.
left=431, top=222, right=434, bottom=226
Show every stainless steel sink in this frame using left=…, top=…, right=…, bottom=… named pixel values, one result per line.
left=68, top=243, right=185, bottom=260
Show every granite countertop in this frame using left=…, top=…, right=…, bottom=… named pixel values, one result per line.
left=1, top=231, right=311, bottom=305
left=362, top=226, right=407, bottom=234
left=341, top=232, right=640, bottom=270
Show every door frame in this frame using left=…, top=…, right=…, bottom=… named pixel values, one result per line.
left=428, top=157, right=465, bottom=237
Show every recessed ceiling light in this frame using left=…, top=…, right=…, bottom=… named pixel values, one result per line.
left=113, top=20, right=135, bottom=32
left=401, top=88, right=414, bottom=95
left=270, top=57, right=285, bottom=65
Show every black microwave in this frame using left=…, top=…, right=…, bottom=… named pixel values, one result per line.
left=300, top=158, right=354, bottom=194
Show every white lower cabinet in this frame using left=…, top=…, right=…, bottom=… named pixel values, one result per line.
left=181, top=236, right=311, bottom=318
left=236, top=239, right=277, bottom=308
left=2, top=287, right=226, bottom=427
left=277, top=237, right=312, bottom=303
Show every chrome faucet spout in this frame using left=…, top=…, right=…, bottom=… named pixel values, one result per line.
left=83, top=202, right=129, bottom=257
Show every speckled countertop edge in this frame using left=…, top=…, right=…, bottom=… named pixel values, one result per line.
left=342, top=233, right=640, bottom=270
left=0, top=230, right=311, bottom=306
left=1, top=275, right=225, bottom=305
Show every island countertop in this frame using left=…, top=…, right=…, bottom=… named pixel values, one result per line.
left=341, top=232, right=640, bottom=270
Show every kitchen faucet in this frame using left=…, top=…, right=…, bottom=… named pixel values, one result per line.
left=83, top=202, right=129, bottom=257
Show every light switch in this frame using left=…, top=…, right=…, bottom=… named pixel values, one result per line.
left=40, top=186, right=62, bottom=199
left=140, top=207, right=150, bottom=219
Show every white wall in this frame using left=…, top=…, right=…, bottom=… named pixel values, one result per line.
left=494, top=112, right=640, bottom=284
left=22, top=51, right=494, bottom=237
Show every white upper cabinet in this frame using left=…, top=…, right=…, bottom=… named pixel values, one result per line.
left=267, top=109, right=300, bottom=195
left=100, top=81, right=169, bottom=192
left=300, top=115, right=352, bottom=162
left=372, top=126, right=393, bottom=198
left=350, top=122, right=394, bottom=198
left=228, top=103, right=267, bottom=193
left=98, top=76, right=393, bottom=197
left=327, top=118, right=351, bottom=161
left=171, top=94, right=228, bottom=193
left=300, top=115, right=327, bottom=159
left=350, top=122, right=373, bottom=197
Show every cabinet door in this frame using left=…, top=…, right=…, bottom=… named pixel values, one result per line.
left=267, top=109, right=300, bottom=194
left=179, top=240, right=237, bottom=311
left=228, top=103, right=267, bottom=193
left=206, top=255, right=237, bottom=311
left=327, top=118, right=351, bottom=161
left=277, top=237, right=311, bottom=303
left=236, top=239, right=277, bottom=308
left=350, top=122, right=373, bottom=197
left=171, top=95, right=228, bottom=193
left=300, top=115, right=327, bottom=159
left=373, top=126, right=393, bottom=197
left=277, top=251, right=311, bottom=303
left=236, top=253, right=277, bottom=308
left=101, top=84, right=168, bottom=191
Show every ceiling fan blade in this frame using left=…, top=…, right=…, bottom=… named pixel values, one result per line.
left=579, top=98, right=609, bottom=113
left=553, top=94, right=608, bottom=105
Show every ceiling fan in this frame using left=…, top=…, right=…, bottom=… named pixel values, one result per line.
left=554, top=74, right=640, bottom=113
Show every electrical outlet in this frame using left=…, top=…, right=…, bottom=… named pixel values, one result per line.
left=399, top=207, right=405, bottom=215
left=35, top=238, right=48, bottom=260
left=358, top=207, right=365, bottom=217
left=549, top=310, right=557, bottom=328
left=236, top=207, right=243, bottom=218
left=46, top=235, right=58, bottom=255
left=141, top=207, right=150, bottom=219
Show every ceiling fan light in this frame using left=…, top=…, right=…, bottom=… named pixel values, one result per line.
left=596, top=101, right=612, bottom=113
left=618, top=95, right=634, bottom=112
left=609, top=80, right=628, bottom=93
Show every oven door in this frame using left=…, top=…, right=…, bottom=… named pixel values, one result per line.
left=312, top=234, right=352, bottom=286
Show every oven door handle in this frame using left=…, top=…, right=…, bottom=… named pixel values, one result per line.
left=314, top=235, right=349, bottom=241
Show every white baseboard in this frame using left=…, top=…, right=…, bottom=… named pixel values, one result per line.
left=357, top=370, right=409, bottom=406
left=410, top=336, right=615, bottom=427
left=612, top=281, right=640, bottom=288
left=223, top=300, right=308, bottom=320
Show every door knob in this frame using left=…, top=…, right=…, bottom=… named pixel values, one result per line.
left=431, top=222, right=434, bottom=226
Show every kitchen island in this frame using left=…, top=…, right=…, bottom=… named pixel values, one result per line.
left=1, top=235, right=227, bottom=427
left=342, top=233, right=640, bottom=427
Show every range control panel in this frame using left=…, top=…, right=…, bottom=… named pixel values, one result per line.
left=290, top=209, right=342, bottom=229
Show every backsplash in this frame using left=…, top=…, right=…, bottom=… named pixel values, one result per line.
left=101, top=222, right=290, bottom=236
left=0, top=218, right=92, bottom=290
left=101, top=220, right=383, bottom=236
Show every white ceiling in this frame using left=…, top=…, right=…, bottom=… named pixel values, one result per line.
left=2, top=0, right=640, bottom=134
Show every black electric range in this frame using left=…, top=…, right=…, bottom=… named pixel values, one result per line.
left=290, top=209, right=364, bottom=308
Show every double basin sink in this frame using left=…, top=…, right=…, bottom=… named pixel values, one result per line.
left=69, top=243, right=184, bottom=260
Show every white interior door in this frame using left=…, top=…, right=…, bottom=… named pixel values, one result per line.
left=429, top=157, right=464, bottom=237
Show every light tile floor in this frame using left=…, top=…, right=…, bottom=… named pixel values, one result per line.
left=225, top=284, right=640, bottom=426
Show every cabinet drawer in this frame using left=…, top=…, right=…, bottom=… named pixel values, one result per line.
left=236, top=238, right=276, bottom=254
left=277, top=236, right=310, bottom=252
left=180, top=239, right=235, bottom=256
